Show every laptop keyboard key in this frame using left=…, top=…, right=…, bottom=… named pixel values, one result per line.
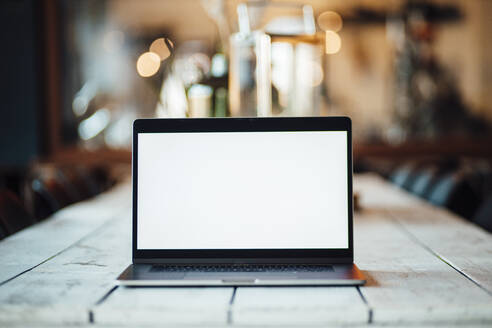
left=150, top=264, right=334, bottom=273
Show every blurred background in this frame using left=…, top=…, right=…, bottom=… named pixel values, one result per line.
left=1, top=0, right=492, bottom=237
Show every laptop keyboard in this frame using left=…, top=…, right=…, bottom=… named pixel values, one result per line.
left=150, top=264, right=334, bottom=273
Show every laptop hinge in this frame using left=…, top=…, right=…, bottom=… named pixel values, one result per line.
left=134, top=257, right=353, bottom=265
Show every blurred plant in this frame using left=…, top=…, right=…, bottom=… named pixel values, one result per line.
left=388, top=1, right=488, bottom=141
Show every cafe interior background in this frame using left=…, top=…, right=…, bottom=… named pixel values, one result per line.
left=0, top=0, right=492, bottom=237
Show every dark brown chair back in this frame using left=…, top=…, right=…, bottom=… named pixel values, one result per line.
left=0, top=190, right=36, bottom=236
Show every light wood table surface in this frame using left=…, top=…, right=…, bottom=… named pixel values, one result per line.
left=0, top=174, right=491, bottom=327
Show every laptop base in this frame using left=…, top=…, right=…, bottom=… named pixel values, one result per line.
left=117, top=263, right=366, bottom=286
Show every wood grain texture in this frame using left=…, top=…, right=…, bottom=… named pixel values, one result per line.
left=0, top=189, right=131, bottom=325
left=232, top=287, right=368, bottom=325
left=0, top=271, right=113, bottom=325
left=356, top=174, right=492, bottom=293
left=354, top=197, right=492, bottom=324
left=92, top=287, right=233, bottom=326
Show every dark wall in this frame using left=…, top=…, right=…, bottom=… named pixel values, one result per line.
left=0, top=0, right=41, bottom=168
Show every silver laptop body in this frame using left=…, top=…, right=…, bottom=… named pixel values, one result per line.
left=117, top=117, right=365, bottom=286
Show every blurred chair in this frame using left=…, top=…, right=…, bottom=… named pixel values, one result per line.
left=23, top=167, right=76, bottom=221
left=408, top=163, right=458, bottom=199
left=24, top=178, right=63, bottom=220
left=0, top=163, right=117, bottom=236
left=389, top=163, right=414, bottom=188
left=23, top=164, right=115, bottom=221
left=473, top=194, right=492, bottom=233
left=64, top=165, right=114, bottom=199
left=55, top=167, right=85, bottom=203
left=0, top=222, right=8, bottom=240
left=89, top=165, right=115, bottom=193
left=409, top=166, right=439, bottom=198
left=389, top=162, right=423, bottom=191
left=0, top=169, right=24, bottom=198
left=427, top=170, right=481, bottom=220
left=74, top=166, right=105, bottom=198
left=0, top=190, right=36, bottom=236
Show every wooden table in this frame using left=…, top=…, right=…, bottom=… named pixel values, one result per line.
left=0, top=174, right=491, bottom=326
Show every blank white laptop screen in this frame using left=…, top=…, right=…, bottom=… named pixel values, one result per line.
left=137, top=131, right=348, bottom=250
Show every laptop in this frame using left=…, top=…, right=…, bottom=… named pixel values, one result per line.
left=117, top=116, right=365, bottom=286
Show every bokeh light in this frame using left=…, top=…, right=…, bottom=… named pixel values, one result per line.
left=149, top=38, right=173, bottom=61
left=78, top=108, right=110, bottom=140
left=136, top=52, right=161, bottom=77
left=325, top=31, right=342, bottom=54
left=318, top=11, right=343, bottom=32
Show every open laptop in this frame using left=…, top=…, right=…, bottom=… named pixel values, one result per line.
left=117, top=117, right=365, bottom=286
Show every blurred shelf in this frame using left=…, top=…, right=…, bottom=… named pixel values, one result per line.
left=45, top=148, right=131, bottom=166
left=355, top=136, right=492, bottom=160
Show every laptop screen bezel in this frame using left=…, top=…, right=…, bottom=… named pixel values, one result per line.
left=132, top=117, right=353, bottom=264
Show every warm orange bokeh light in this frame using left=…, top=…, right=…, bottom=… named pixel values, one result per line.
left=325, top=31, right=341, bottom=55
left=318, top=11, right=343, bottom=32
left=149, top=38, right=173, bottom=61
left=136, top=52, right=161, bottom=77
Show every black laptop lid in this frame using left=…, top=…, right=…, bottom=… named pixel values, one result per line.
left=132, top=117, right=353, bottom=264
